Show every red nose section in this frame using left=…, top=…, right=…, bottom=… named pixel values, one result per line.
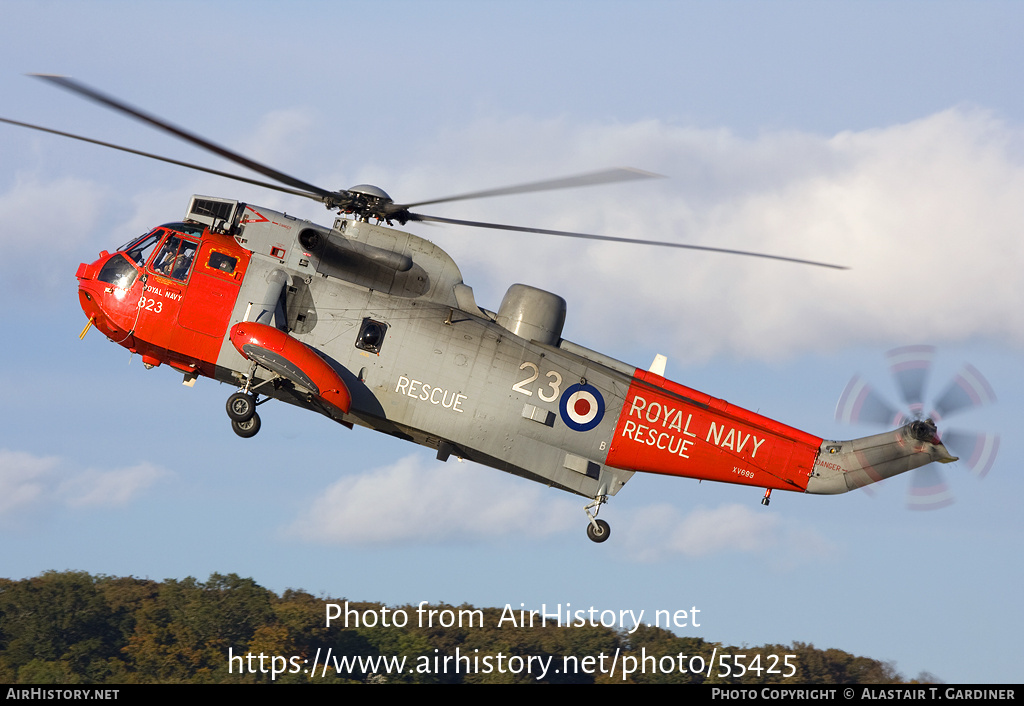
left=76, top=257, right=135, bottom=346
left=229, top=322, right=352, bottom=415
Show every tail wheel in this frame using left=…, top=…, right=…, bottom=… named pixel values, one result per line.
left=586, top=519, right=611, bottom=543
left=231, top=412, right=261, bottom=438
left=226, top=392, right=257, bottom=423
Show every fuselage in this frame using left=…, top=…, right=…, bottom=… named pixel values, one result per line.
left=76, top=197, right=954, bottom=503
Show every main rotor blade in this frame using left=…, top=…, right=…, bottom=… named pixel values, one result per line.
left=32, top=74, right=334, bottom=201
left=400, top=168, right=663, bottom=209
left=0, top=117, right=320, bottom=200
left=409, top=213, right=848, bottom=270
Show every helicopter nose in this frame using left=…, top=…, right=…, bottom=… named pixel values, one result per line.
left=76, top=254, right=135, bottom=344
left=77, top=271, right=112, bottom=338
left=78, top=286, right=105, bottom=327
left=76, top=258, right=100, bottom=282
left=77, top=260, right=99, bottom=316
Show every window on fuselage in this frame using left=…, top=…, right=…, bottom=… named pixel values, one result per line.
left=208, top=251, right=237, bottom=274
left=355, top=318, right=388, bottom=354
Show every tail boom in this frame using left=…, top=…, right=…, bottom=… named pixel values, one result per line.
left=807, top=420, right=957, bottom=495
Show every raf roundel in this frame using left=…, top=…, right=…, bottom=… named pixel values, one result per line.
left=559, top=383, right=606, bottom=432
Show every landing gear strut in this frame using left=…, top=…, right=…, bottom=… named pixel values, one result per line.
left=226, top=363, right=271, bottom=438
left=583, top=496, right=611, bottom=543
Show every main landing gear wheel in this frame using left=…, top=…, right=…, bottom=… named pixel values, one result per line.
left=226, top=392, right=257, bottom=423
left=587, top=519, right=611, bottom=543
left=583, top=495, right=610, bottom=544
left=231, top=412, right=261, bottom=438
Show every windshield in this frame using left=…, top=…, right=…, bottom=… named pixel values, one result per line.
left=97, top=254, right=138, bottom=290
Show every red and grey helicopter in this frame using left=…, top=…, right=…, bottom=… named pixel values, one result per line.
left=2, top=76, right=960, bottom=542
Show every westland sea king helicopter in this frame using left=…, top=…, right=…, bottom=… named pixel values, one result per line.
left=3, top=76, right=963, bottom=542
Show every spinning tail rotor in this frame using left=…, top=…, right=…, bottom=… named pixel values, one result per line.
left=835, top=346, right=999, bottom=509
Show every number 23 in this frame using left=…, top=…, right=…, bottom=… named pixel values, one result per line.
left=512, top=362, right=562, bottom=402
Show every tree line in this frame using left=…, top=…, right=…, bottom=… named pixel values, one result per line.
left=0, top=571, right=936, bottom=684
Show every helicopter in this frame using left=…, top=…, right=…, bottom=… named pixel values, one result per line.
left=2, top=75, right=959, bottom=543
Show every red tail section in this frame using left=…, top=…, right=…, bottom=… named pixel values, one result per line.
left=606, top=370, right=823, bottom=492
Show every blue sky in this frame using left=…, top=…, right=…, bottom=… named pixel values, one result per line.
left=1, top=0, right=1021, bottom=683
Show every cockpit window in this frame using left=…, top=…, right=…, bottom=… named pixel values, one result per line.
left=152, top=235, right=199, bottom=282
left=97, top=254, right=139, bottom=290
left=123, top=230, right=164, bottom=267
left=161, top=221, right=205, bottom=237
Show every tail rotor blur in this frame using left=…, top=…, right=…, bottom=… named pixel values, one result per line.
left=835, top=346, right=998, bottom=509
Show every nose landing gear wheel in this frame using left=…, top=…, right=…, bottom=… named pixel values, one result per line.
left=231, top=412, right=261, bottom=438
left=586, top=519, right=611, bottom=543
left=226, top=392, right=257, bottom=423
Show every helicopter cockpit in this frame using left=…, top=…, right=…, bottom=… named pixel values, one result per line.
left=106, top=222, right=205, bottom=285
left=79, top=216, right=248, bottom=375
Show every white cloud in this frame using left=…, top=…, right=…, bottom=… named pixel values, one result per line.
left=617, top=502, right=836, bottom=565
left=239, top=108, right=318, bottom=170
left=287, top=454, right=836, bottom=563
left=383, top=108, right=1024, bottom=364
left=0, top=449, right=168, bottom=520
left=58, top=462, right=167, bottom=508
left=0, top=175, right=109, bottom=295
left=287, top=454, right=577, bottom=545
left=0, top=449, right=59, bottom=514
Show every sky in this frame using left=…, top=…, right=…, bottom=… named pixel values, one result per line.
left=1, top=0, right=1021, bottom=684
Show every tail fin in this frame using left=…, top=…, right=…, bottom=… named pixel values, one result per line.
left=807, top=420, right=956, bottom=495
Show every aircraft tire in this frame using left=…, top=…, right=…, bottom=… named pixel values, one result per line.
left=586, top=519, right=611, bottom=543
left=226, top=392, right=256, bottom=423
left=231, top=412, right=261, bottom=438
